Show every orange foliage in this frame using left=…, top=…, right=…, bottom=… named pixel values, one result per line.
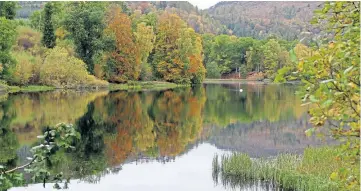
left=106, top=5, right=140, bottom=83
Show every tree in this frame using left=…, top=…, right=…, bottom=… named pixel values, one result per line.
left=0, top=2, right=17, bottom=20
left=186, top=29, right=206, bottom=83
left=299, top=2, right=360, bottom=189
left=63, top=2, right=108, bottom=74
left=206, top=61, right=221, bottom=78
left=104, top=5, right=140, bottom=83
left=134, top=22, right=155, bottom=81
left=245, top=41, right=265, bottom=73
left=154, top=12, right=205, bottom=83
left=153, top=12, right=186, bottom=82
left=42, top=3, right=56, bottom=48
left=262, top=39, right=291, bottom=79
left=0, top=17, right=17, bottom=81
left=29, top=10, right=44, bottom=31
left=294, top=43, right=312, bottom=60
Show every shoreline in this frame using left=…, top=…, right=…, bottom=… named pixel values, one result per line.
left=0, top=81, right=190, bottom=94
left=0, top=80, right=302, bottom=94
left=203, top=79, right=301, bottom=84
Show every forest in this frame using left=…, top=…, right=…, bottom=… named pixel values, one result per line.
left=0, top=1, right=316, bottom=91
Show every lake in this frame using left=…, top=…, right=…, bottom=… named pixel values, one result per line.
left=3, top=83, right=329, bottom=191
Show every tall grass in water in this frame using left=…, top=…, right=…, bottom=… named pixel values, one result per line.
left=212, top=147, right=359, bottom=191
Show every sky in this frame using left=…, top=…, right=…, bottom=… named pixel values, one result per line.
left=187, top=0, right=220, bottom=10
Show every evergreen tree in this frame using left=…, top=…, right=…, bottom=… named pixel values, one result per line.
left=0, top=2, right=17, bottom=20
left=42, top=2, right=56, bottom=48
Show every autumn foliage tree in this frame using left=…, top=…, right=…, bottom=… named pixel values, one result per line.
left=153, top=12, right=205, bottom=83
left=104, top=5, right=140, bottom=83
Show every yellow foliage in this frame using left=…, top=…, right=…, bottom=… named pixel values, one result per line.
left=55, top=26, right=68, bottom=40
left=9, top=91, right=109, bottom=144
left=40, top=47, right=108, bottom=88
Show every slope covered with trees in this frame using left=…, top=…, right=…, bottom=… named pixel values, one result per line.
left=207, top=1, right=322, bottom=40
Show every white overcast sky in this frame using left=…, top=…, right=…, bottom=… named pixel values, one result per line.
left=187, top=0, right=220, bottom=9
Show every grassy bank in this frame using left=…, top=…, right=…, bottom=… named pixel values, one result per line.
left=204, top=79, right=261, bottom=82
left=0, top=81, right=188, bottom=94
left=213, top=147, right=360, bottom=191
left=109, top=81, right=190, bottom=91
left=5, top=85, right=56, bottom=93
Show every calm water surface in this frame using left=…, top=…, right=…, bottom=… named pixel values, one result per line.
left=2, top=83, right=328, bottom=191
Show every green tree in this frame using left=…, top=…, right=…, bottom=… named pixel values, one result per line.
left=0, top=2, right=17, bottom=20
left=42, top=3, right=56, bottom=48
left=63, top=2, right=108, bottom=74
left=29, top=10, right=43, bottom=31
left=0, top=17, right=17, bottom=81
left=206, top=61, right=221, bottom=78
left=262, top=39, right=291, bottom=79
left=245, top=40, right=265, bottom=73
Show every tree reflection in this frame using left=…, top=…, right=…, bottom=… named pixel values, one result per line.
left=204, top=83, right=307, bottom=127
left=0, top=99, right=18, bottom=167
left=0, top=83, right=314, bottom=186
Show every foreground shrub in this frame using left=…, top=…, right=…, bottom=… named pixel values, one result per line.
left=40, top=47, right=108, bottom=88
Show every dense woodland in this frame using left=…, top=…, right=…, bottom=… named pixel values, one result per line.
left=0, top=1, right=322, bottom=89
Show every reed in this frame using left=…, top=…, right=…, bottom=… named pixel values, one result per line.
left=212, top=147, right=359, bottom=191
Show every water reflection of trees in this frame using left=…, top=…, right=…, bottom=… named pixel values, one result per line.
left=204, top=83, right=307, bottom=127
left=0, top=91, right=109, bottom=145
left=99, top=87, right=206, bottom=165
left=0, top=99, right=18, bottom=168
left=37, top=87, right=206, bottom=183
left=0, top=83, right=315, bottom=186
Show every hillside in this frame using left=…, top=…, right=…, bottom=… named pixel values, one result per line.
left=16, top=1, right=322, bottom=40
left=127, top=1, right=229, bottom=34
left=16, top=1, right=230, bottom=35
left=207, top=1, right=323, bottom=40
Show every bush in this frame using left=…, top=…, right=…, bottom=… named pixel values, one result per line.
left=8, top=51, right=41, bottom=85
left=14, top=26, right=45, bottom=56
left=40, top=47, right=108, bottom=88
left=139, top=62, right=153, bottom=81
